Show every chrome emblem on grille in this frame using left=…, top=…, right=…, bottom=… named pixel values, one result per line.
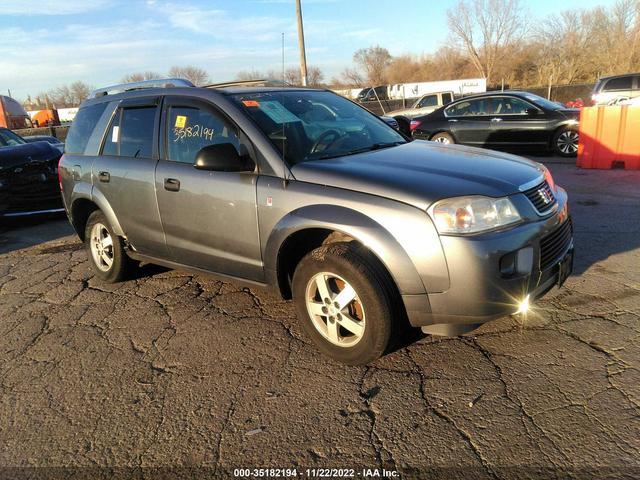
left=538, top=188, right=552, bottom=204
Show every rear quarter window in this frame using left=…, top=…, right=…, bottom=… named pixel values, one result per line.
left=65, top=103, right=108, bottom=155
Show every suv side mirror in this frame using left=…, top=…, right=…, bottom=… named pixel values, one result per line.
left=526, top=108, right=540, bottom=115
left=194, top=143, right=255, bottom=172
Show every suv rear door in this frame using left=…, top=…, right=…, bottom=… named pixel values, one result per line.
left=155, top=96, right=262, bottom=281
left=92, top=97, right=167, bottom=257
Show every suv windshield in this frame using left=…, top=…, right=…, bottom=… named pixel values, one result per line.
left=231, top=90, right=406, bottom=165
left=0, top=128, right=27, bottom=147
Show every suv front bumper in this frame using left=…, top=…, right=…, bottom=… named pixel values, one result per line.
left=403, top=200, right=574, bottom=334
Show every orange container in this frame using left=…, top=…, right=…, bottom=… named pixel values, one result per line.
left=577, top=106, right=640, bottom=169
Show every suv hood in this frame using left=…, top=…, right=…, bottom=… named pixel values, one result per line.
left=291, top=141, right=545, bottom=210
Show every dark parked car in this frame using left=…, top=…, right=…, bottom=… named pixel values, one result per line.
left=0, top=127, right=64, bottom=218
left=410, top=91, right=580, bottom=157
left=23, top=135, right=65, bottom=153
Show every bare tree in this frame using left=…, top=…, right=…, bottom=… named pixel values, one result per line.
left=37, top=81, right=93, bottom=108
left=307, top=66, right=325, bottom=87
left=353, top=45, right=392, bottom=85
left=447, top=0, right=526, bottom=83
left=284, top=66, right=324, bottom=86
left=168, top=65, right=210, bottom=86
left=235, top=70, right=263, bottom=81
left=339, top=67, right=365, bottom=87
left=121, top=71, right=162, bottom=83
left=69, top=81, right=91, bottom=104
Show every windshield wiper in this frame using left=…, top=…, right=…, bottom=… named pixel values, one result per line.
left=317, top=141, right=404, bottom=160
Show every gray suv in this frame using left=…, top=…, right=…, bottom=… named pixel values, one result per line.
left=59, top=78, right=574, bottom=365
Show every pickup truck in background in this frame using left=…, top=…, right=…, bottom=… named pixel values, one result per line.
left=387, top=91, right=454, bottom=135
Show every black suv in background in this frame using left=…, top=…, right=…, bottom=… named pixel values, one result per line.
left=410, top=91, right=581, bottom=157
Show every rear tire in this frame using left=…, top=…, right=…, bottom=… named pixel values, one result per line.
left=431, top=132, right=455, bottom=144
left=553, top=128, right=579, bottom=157
left=292, top=242, right=397, bottom=365
left=85, top=210, right=134, bottom=283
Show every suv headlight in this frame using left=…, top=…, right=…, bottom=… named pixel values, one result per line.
left=428, top=196, right=522, bottom=235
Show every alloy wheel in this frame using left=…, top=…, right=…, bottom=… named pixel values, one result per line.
left=557, top=130, right=579, bottom=155
left=305, top=272, right=366, bottom=347
left=90, top=222, right=114, bottom=272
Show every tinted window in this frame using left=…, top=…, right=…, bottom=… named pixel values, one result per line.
left=445, top=98, right=488, bottom=116
left=493, top=97, right=533, bottom=115
left=166, top=104, right=240, bottom=164
left=0, top=128, right=26, bottom=147
left=418, top=95, right=438, bottom=108
left=442, top=92, right=453, bottom=104
left=65, top=102, right=108, bottom=155
left=604, top=77, right=632, bottom=91
left=102, top=107, right=156, bottom=158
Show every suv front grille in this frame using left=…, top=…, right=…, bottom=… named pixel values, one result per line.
left=540, top=218, right=573, bottom=270
left=523, top=180, right=557, bottom=214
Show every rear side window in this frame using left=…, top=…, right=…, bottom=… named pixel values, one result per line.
left=418, top=95, right=438, bottom=108
left=604, top=76, right=632, bottom=91
left=442, top=92, right=453, bottom=104
left=102, top=106, right=156, bottom=158
left=445, top=98, right=487, bottom=116
left=65, top=103, right=108, bottom=155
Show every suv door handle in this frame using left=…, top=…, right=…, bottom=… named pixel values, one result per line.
left=164, top=178, right=180, bottom=192
left=98, top=171, right=110, bottom=182
left=491, top=118, right=503, bottom=122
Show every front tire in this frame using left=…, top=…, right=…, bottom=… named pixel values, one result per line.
left=85, top=210, right=133, bottom=283
left=553, top=128, right=579, bottom=157
left=292, top=242, right=396, bottom=365
left=430, top=132, right=455, bottom=144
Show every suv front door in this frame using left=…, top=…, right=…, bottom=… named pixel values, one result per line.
left=155, top=96, right=263, bottom=282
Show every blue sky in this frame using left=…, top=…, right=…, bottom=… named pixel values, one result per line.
left=1, top=0, right=610, bottom=100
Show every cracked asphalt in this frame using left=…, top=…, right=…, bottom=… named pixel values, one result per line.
left=0, top=160, right=639, bottom=479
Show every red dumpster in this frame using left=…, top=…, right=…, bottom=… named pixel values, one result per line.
left=577, top=105, right=640, bottom=170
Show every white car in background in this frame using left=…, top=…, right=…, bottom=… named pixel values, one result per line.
left=592, top=73, right=640, bottom=105
left=620, top=96, right=640, bottom=106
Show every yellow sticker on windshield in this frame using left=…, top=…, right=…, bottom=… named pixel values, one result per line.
left=175, top=115, right=187, bottom=129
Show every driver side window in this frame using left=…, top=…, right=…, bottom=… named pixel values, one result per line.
left=166, top=104, right=241, bottom=164
left=418, top=95, right=438, bottom=108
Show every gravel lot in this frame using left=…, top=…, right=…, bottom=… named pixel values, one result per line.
left=1, top=158, right=639, bottom=479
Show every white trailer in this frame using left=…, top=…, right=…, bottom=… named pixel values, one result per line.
left=388, top=78, right=486, bottom=100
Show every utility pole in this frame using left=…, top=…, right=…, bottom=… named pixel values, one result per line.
left=295, top=0, right=308, bottom=86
